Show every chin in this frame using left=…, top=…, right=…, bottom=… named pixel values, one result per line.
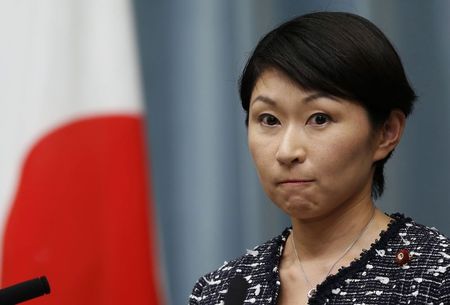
left=274, top=197, right=317, bottom=218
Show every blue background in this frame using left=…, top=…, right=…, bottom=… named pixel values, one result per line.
left=133, top=1, right=450, bottom=304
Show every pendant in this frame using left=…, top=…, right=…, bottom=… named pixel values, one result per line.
left=307, top=288, right=317, bottom=298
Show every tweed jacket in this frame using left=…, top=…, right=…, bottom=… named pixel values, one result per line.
left=189, top=214, right=450, bottom=304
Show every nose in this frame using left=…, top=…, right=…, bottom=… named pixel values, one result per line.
left=275, top=126, right=306, bottom=166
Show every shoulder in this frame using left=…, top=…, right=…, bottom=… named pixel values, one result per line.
left=396, top=215, right=450, bottom=259
left=389, top=215, right=450, bottom=300
left=307, top=214, right=450, bottom=304
left=189, top=228, right=290, bottom=304
left=384, top=215, right=450, bottom=272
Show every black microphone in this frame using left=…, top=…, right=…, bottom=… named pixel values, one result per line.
left=223, top=274, right=249, bottom=305
left=0, top=276, right=51, bottom=305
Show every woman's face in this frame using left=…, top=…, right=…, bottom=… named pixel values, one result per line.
left=248, top=69, right=382, bottom=221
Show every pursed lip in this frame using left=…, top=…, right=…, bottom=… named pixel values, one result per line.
left=276, top=179, right=315, bottom=185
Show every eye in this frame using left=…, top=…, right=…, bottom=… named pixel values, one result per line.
left=307, top=113, right=331, bottom=126
left=258, top=113, right=280, bottom=126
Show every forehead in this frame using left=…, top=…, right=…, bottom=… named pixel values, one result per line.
left=252, top=68, right=300, bottom=93
left=250, top=69, right=339, bottom=107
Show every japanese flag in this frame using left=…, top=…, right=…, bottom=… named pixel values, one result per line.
left=0, top=1, right=163, bottom=304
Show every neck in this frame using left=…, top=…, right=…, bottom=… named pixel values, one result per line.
left=290, top=196, right=382, bottom=260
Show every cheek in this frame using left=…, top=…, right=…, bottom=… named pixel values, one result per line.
left=315, top=131, right=375, bottom=180
left=248, top=131, right=276, bottom=181
left=247, top=129, right=259, bottom=163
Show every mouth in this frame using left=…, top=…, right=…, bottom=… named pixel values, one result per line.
left=277, top=179, right=314, bottom=186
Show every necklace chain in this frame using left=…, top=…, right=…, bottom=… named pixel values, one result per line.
left=290, top=209, right=376, bottom=299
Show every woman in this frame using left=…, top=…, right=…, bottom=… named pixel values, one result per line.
left=189, top=12, right=450, bottom=304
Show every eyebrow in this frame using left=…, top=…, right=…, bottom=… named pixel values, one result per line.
left=251, top=92, right=338, bottom=106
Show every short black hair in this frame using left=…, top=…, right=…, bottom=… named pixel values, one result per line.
left=239, top=12, right=416, bottom=199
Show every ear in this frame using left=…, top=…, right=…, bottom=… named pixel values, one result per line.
left=373, top=110, right=406, bottom=162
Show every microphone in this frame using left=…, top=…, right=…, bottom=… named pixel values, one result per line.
left=223, top=274, right=249, bottom=305
left=0, top=276, right=51, bottom=305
